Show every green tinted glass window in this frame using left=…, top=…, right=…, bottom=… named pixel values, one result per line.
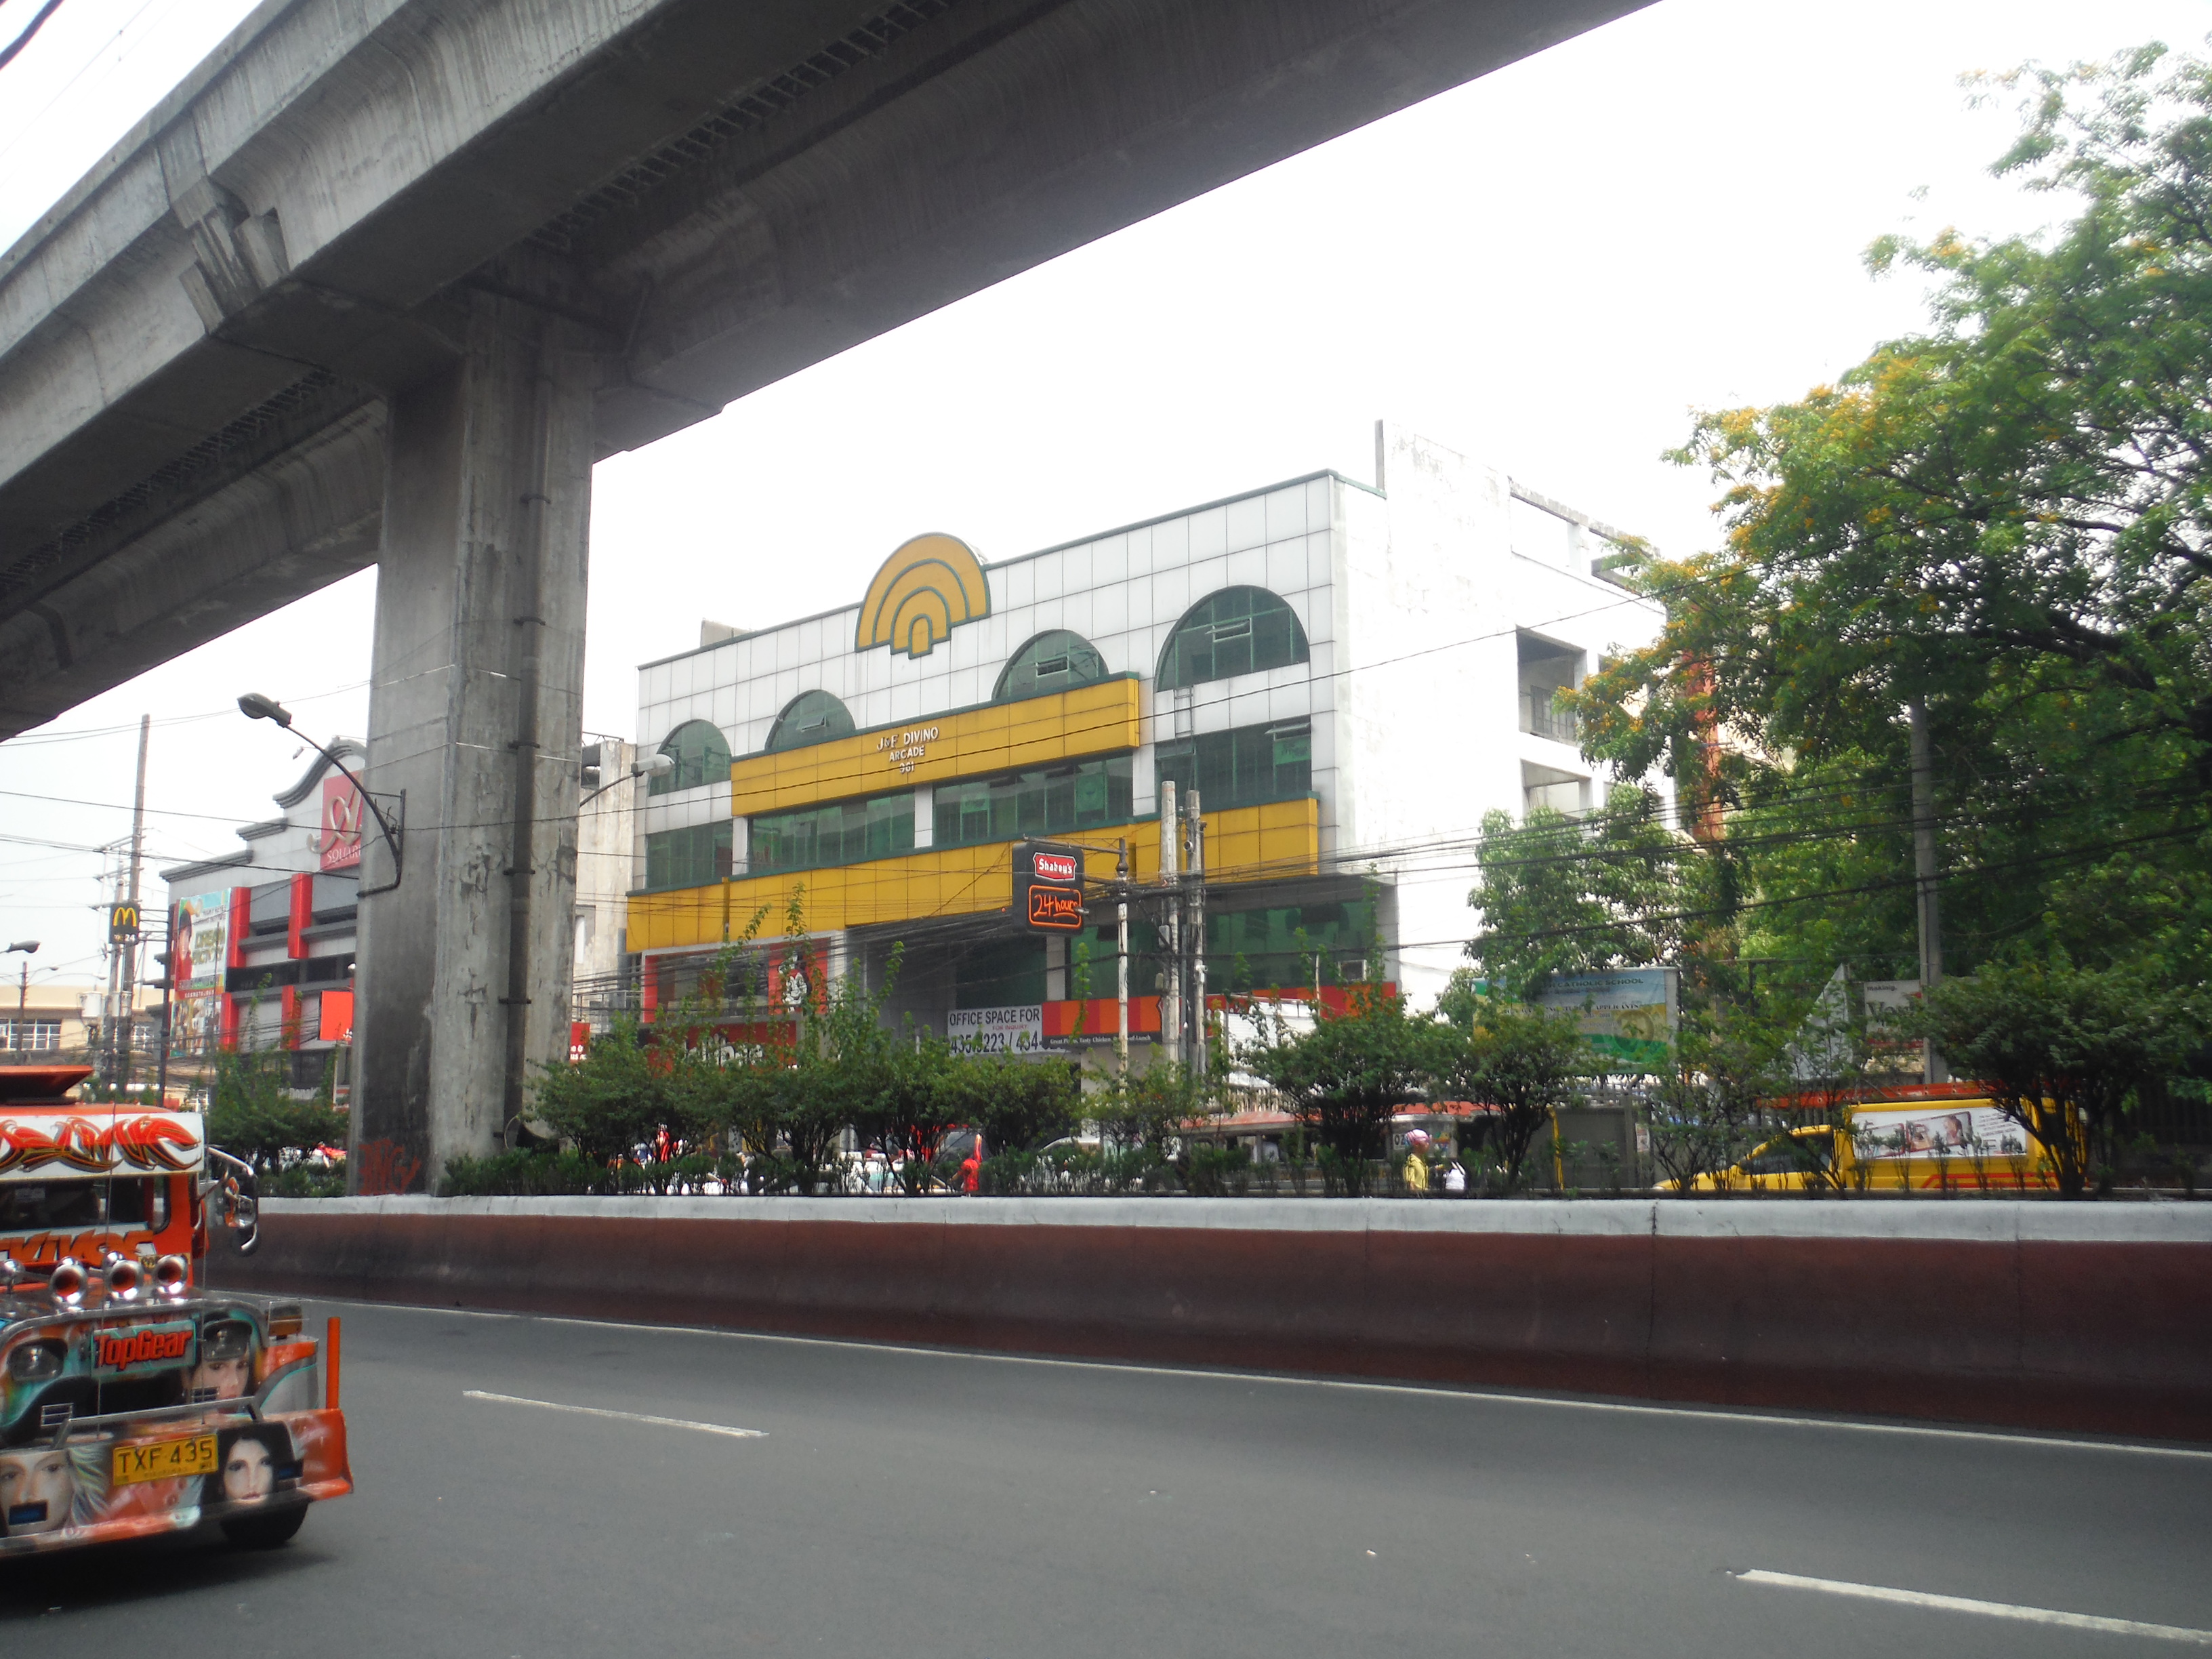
left=651, top=720, right=731, bottom=796
left=1155, top=588, right=1309, bottom=691
left=994, top=630, right=1109, bottom=702
left=766, top=690, right=856, bottom=753
left=1153, top=720, right=1311, bottom=815
left=933, top=756, right=1133, bottom=849
left=1202, top=897, right=1376, bottom=995
left=956, top=936, right=1048, bottom=1008
left=750, top=791, right=916, bottom=875
left=644, top=821, right=733, bottom=890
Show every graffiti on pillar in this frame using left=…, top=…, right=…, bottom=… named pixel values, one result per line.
left=354, top=1138, right=423, bottom=1195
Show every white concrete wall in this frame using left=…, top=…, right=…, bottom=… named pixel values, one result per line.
left=1340, top=424, right=1668, bottom=1008
left=575, top=737, right=638, bottom=989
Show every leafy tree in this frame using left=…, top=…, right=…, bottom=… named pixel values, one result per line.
left=1089, top=1057, right=1214, bottom=1170
left=863, top=1030, right=956, bottom=1195
left=1238, top=981, right=1439, bottom=1194
left=205, top=1042, right=347, bottom=1174
left=1569, top=45, right=2212, bottom=987
left=1642, top=1002, right=1799, bottom=1195
left=1464, top=792, right=1713, bottom=999
left=1900, top=956, right=2209, bottom=1196
left=530, top=1016, right=672, bottom=1165
left=1429, top=994, right=1593, bottom=1194
left=752, top=941, right=896, bottom=1193
left=947, top=1052, right=1084, bottom=1155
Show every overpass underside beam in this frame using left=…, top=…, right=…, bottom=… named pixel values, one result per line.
left=353, top=294, right=592, bottom=1191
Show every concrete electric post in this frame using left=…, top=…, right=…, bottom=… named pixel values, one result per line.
left=1115, top=840, right=1130, bottom=1076
left=1185, top=787, right=1205, bottom=1067
left=1158, top=781, right=1179, bottom=1068
left=4, top=940, right=37, bottom=1061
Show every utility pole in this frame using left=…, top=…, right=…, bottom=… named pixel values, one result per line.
left=155, top=907, right=175, bottom=1106
left=1185, top=787, right=1205, bottom=1066
left=98, top=838, right=125, bottom=1081
left=5, top=940, right=37, bottom=1061
left=116, top=714, right=150, bottom=1089
left=1158, top=779, right=1180, bottom=1068
left=1907, top=698, right=1947, bottom=1084
left=1115, top=839, right=1130, bottom=1076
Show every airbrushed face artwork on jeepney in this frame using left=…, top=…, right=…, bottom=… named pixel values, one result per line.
left=0, top=1296, right=348, bottom=1551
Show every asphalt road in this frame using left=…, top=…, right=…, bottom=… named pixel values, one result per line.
left=3, top=1298, right=2208, bottom=1657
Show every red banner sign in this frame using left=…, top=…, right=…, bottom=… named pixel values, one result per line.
left=321, top=776, right=364, bottom=872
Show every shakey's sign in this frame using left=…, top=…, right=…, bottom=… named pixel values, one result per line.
left=1015, top=840, right=1088, bottom=934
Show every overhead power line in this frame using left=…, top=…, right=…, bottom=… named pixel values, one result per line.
left=0, top=0, right=65, bottom=75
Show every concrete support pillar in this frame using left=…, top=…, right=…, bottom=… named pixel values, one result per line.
left=350, top=294, right=594, bottom=1191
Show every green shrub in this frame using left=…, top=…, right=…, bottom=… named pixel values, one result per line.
left=264, top=1160, right=346, bottom=1198
left=1179, top=1143, right=1250, bottom=1196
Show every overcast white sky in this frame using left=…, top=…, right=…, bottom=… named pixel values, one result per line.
left=1, top=0, right=2206, bottom=981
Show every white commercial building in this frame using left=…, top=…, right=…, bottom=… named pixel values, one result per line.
left=626, top=421, right=1668, bottom=1027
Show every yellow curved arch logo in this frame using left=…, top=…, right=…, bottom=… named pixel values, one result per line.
left=855, top=533, right=989, bottom=658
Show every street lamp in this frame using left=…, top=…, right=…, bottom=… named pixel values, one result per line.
left=5, top=940, right=38, bottom=1062
left=237, top=693, right=405, bottom=888
left=581, top=750, right=673, bottom=807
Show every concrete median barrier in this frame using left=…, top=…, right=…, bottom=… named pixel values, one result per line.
left=213, top=1197, right=2212, bottom=1441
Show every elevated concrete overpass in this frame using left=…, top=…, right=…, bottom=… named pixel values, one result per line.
left=0, top=0, right=1649, bottom=1184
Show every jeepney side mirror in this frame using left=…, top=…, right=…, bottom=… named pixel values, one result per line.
left=207, top=1148, right=261, bottom=1256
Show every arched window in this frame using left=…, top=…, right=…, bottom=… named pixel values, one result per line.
left=1155, top=586, right=1309, bottom=691
left=766, top=689, right=855, bottom=753
left=994, top=629, right=1109, bottom=703
left=651, top=720, right=731, bottom=795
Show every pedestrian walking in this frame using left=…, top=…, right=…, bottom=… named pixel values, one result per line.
left=1402, top=1129, right=1431, bottom=1195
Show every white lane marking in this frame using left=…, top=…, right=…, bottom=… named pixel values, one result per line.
left=321, top=1298, right=2210, bottom=1464
left=1738, top=1571, right=2212, bottom=1645
left=462, top=1389, right=764, bottom=1439
left=525, top=1316, right=2212, bottom=1463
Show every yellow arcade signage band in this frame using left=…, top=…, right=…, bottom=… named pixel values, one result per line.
left=731, top=679, right=1139, bottom=818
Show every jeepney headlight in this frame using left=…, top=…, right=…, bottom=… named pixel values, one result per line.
left=5, top=1339, right=65, bottom=1382
left=104, top=1256, right=142, bottom=1302
left=155, top=1255, right=190, bottom=1298
left=48, top=1260, right=86, bottom=1307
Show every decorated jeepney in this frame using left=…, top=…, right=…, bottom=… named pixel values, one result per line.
left=0, top=1065, right=350, bottom=1554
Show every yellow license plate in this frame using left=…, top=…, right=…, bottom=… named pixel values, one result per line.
left=112, top=1433, right=218, bottom=1486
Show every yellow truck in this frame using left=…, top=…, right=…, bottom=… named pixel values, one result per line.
left=1668, top=1086, right=2063, bottom=1193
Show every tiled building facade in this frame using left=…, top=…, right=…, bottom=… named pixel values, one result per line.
left=626, top=422, right=1668, bottom=1041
